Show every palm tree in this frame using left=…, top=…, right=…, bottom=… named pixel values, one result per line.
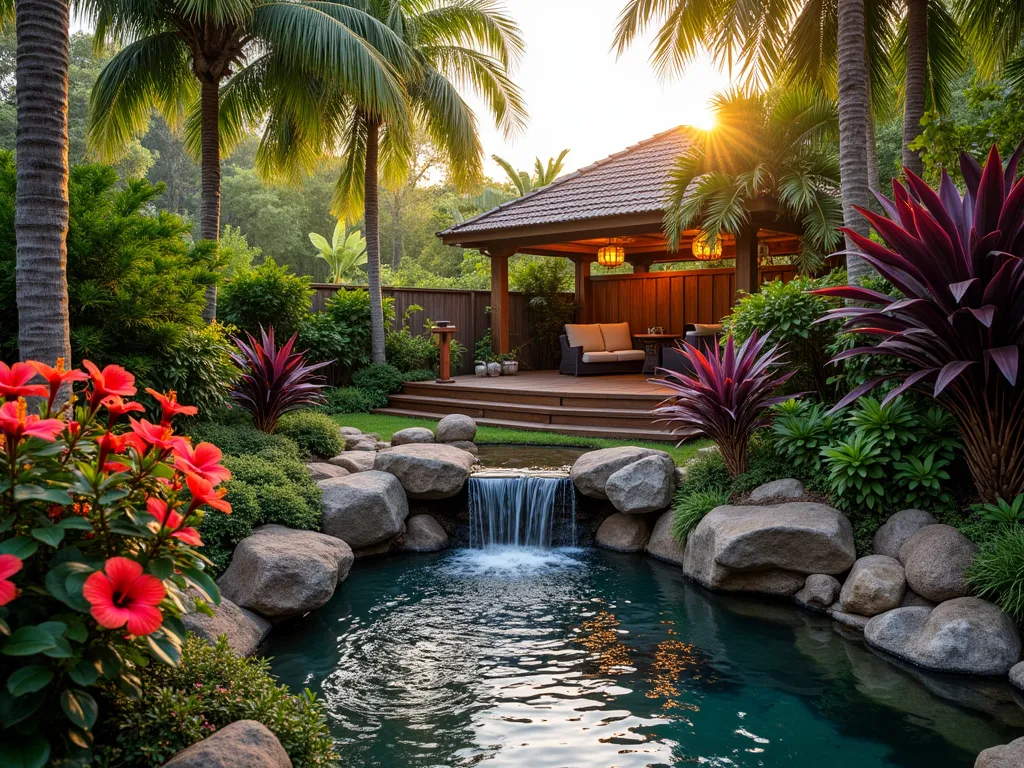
left=84, top=0, right=411, bottom=323
left=309, top=222, right=367, bottom=283
left=492, top=148, right=570, bottom=196
left=953, top=0, right=1024, bottom=88
left=663, top=87, right=842, bottom=273
left=13, top=0, right=72, bottom=370
left=307, top=0, right=527, bottom=365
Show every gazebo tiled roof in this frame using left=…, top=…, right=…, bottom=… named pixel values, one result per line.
left=440, top=126, right=695, bottom=238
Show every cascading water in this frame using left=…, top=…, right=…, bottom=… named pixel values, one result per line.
left=467, top=473, right=577, bottom=548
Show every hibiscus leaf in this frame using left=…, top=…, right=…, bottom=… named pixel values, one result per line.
left=6, top=665, right=53, bottom=696
left=148, top=557, right=174, bottom=580
left=13, top=486, right=72, bottom=505
left=145, top=633, right=181, bottom=666
left=30, top=526, right=64, bottom=548
left=44, top=563, right=93, bottom=613
left=60, top=688, right=98, bottom=731
left=0, top=537, right=37, bottom=560
left=67, top=660, right=99, bottom=688
left=57, top=518, right=93, bottom=532
left=1, top=627, right=57, bottom=657
left=179, top=566, right=220, bottom=604
left=0, top=733, right=50, bottom=768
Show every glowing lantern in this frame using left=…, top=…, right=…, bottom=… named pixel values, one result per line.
left=597, top=244, right=626, bottom=267
left=691, top=231, right=723, bottom=260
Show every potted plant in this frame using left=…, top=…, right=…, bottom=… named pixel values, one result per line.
left=499, top=348, right=521, bottom=375
left=486, top=357, right=502, bottom=377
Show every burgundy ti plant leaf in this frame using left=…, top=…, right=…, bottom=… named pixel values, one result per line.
left=230, top=326, right=329, bottom=433
left=652, top=331, right=796, bottom=476
left=812, top=142, right=1024, bottom=501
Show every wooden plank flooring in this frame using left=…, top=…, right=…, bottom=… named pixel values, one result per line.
left=376, top=371, right=677, bottom=441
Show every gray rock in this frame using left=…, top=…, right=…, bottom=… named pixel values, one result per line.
left=218, top=525, right=353, bottom=621
left=374, top=443, right=475, bottom=499
left=795, top=574, right=841, bottom=611
left=606, top=454, right=676, bottom=514
left=182, top=595, right=270, bottom=657
left=646, top=510, right=685, bottom=565
left=595, top=513, right=650, bottom=552
left=900, top=524, right=977, bottom=602
left=865, top=597, right=1021, bottom=676
left=682, top=502, right=856, bottom=596
left=339, top=426, right=362, bottom=436
left=839, top=555, right=907, bottom=617
left=404, top=514, right=449, bottom=552
left=446, top=440, right=478, bottom=455
left=873, top=509, right=937, bottom=559
left=901, top=590, right=936, bottom=609
left=696, top=445, right=719, bottom=457
left=831, top=610, right=871, bottom=632
left=162, top=720, right=291, bottom=768
left=436, top=413, right=477, bottom=443
left=1009, top=661, right=1024, bottom=692
left=674, top=466, right=688, bottom=486
left=375, top=441, right=390, bottom=450
left=976, top=737, right=1024, bottom=768
left=319, top=471, right=408, bottom=548
left=570, top=446, right=666, bottom=500
left=345, top=436, right=378, bottom=452
left=748, top=478, right=806, bottom=503
left=305, top=462, right=349, bottom=482
left=328, top=452, right=377, bottom=474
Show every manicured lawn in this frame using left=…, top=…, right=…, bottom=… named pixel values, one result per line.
left=331, top=412, right=706, bottom=465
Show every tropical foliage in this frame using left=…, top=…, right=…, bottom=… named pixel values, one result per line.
left=309, top=222, right=367, bottom=284
left=491, top=149, right=570, bottom=196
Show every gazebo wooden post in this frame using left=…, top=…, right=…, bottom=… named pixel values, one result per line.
left=735, top=224, right=760, bottom=300
left=573, top=257, right=591, bottom=323
left=489, top=246, right=514, bottom=354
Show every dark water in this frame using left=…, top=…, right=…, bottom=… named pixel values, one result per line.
left=475, top=443, right=589, bottom=470
left=265, top=549, right=1024, bottom=768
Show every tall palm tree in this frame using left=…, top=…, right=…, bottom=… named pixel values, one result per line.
left=13, top=0, right=72, bottom=370
left=663, top=87, right=843, bottom=273
left=492, top=148, right=569, bottom=196
left=298, top=0, right=527, bottom=365
left=953, top=0, right=1024, bottom=88
left=83, top=0, right=411, bottom=323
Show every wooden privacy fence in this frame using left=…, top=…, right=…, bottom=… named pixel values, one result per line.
left=312, top=266, right=797, bottom=375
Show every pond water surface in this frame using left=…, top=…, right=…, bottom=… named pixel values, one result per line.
left=265, top=548, right=1024, bottom=768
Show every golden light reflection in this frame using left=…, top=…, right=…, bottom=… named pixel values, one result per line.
left=575, top=610, right=633, bottom=674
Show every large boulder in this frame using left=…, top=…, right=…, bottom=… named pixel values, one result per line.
left=182, top=595, right=271, bottom=657
left=839, top=555, right=907, bottom=617
left=446, top=440, right=478, bottom=455
left=873, top=509, right=937, bottom=559
left=899, top=524, right=977, bottom=602
left=404, top=514, right=449, bottom=552
left=162, top=720, right=291, bottom=768
left=865, top=597, right=1021, bottom=676
left=595, top=513, right=650, bottom=553
left=339, top=426, right=362, bottom=436
left=646, top=511, right=685, bottom=565
left=305, top=462, right=349, bottom=482
left=328, top=452, right=377, bottom=474
left=748, top=478, right=806, bottom=504
left=219, top=525, right=353, bottom=621
left=1010, top=661, right=1024, bottom=693
left=436, top=414, right=477, bottom=443
left=570, top=446, right=666, bottom=500
left=319, top=471, right=408, bottom=549
left=976, top=738, right=1024, bottom=768
left=374, top=443, right=475, bottom=499
left=391, top=427, right=435, bottom=446
left=794, top=574, right=841, bottom=612
left=682, top=502, right=856, bottom=597
left=606, top=454, right=676, bottom=514
left=344, top=433, right=379, bottom=452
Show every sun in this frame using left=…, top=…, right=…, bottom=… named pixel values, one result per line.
left=683, top=105, right=717, bottom=132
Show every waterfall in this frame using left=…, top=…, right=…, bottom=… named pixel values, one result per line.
left=467, top=474, right=577, bottom=548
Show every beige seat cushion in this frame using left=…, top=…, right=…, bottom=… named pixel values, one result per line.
left=613, top=349, right=645, bottom=362
left=693, top=323, right=723, bottom=336
left=599, top=322, right=633, bottom=353
left=565, top=324, right=605, bottom=352
left=581, top=351, right=619, bottom=363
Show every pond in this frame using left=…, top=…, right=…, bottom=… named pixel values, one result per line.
left=474, top=443, right=590, bottom=470
left=264, top=548, right=1024, bottom=768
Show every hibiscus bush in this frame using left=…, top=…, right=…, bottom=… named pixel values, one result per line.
left=0, top=358, right=232, bottom=767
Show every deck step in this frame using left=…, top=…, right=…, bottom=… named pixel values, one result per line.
left=387, top=394, right=656, bottom=418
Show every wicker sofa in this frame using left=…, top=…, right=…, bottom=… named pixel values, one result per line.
left=558, top=322, right=646, bottom=376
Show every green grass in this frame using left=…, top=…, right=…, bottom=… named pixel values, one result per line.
left=331, top=413, right=706, bottom=465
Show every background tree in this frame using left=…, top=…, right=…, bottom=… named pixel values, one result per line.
left=491, top=148, right=569, bottom=196
left=309, top=221, right=367, bottom=283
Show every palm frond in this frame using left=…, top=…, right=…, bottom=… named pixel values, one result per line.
left=413, top=0, right=526, bottom=68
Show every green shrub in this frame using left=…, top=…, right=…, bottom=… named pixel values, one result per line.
left=893, top=452, right=953, bottom=510
left=188, top=422, right=301, bottom=459
left=255, top=483, right=320, bottom=531
left=403, top=368, right=436, bottom=383
left=678, top=451, right=731, bottom=496
left=200, top=480, right=260, bottom=573
left=352, top=363, right=405, bottom=408
left=772, top=400, right=836, bottom=474
left=846, top=396, right=919, bottom=460
left=146, top=322, right=239, bottom=417
left=222, top=454, right=321, bottom=527
left=276, top=410, right=344, bottom=458
left=95, top=636, right=338, bottom=768
left=729, top=440, right=805, bottom=496
left=320, top=288, right=395, bottom=372
left=317, top=386, right=374, bottom=414
left=670, top=489, right=730, bottom=543
left=967, top=526, right=1024, bottom=621
left=822, top=433, right=888, bottom=513
left=220, top=259, right=312, bottom=338
left=296, top=309, right=352, bottom=366
left=385, top=325, right=436, bottom=372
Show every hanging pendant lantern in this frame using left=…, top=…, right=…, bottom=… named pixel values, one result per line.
left=691, top=231, right=723, bottom=260
left=597, top=244, right=626, bottom=267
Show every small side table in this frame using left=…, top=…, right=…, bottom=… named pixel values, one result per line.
left=430, top=325, right=458, bottom=383
left=633, top=334, right=682, bottom=375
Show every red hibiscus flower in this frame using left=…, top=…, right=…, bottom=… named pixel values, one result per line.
left=0, top=398, right=66, bottom=447
left=96, top=430, right=130, bottom=470
left=82, top=557, right=165, bottom=636
left=29, top=359, right=88, bottom=410
left=147, top=498, right=203, bottom=547
left=185, top=472, right=232, bottom=515
left=145, top=388, right=198, bottom=425
left=0, top=554, right=22, bottom=606
left=174, top=441, right=231, bottom=485
left=128, top=417, right=186, bottom=454
left=0, top=361, right=48, bottom=401
left=101, top=395, right=145, bottom=426
left=83, top=360, right=136, bottom=410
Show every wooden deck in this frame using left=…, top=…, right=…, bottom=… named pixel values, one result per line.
left=377, top=371, right=677, bottom=441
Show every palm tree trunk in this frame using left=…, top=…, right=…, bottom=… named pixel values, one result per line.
left=200, top=78, right=221, bottom=324
left=364, top=114, right=386, bottom=364
left=14, top=0, right=71, bottom=369
left=837, top=0, right=874, bottom=284
left=902, top=0, right=928, bottom=177
left=865, top=64, right=881, bottom=193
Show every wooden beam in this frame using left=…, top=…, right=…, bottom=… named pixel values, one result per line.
left=574, top=259, right=591, bottom=323
left=441, top=212, right=665, bottom=248
left=735, top=224, right=759, bottom=300
left=489, top=247, right=513, bottom=354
